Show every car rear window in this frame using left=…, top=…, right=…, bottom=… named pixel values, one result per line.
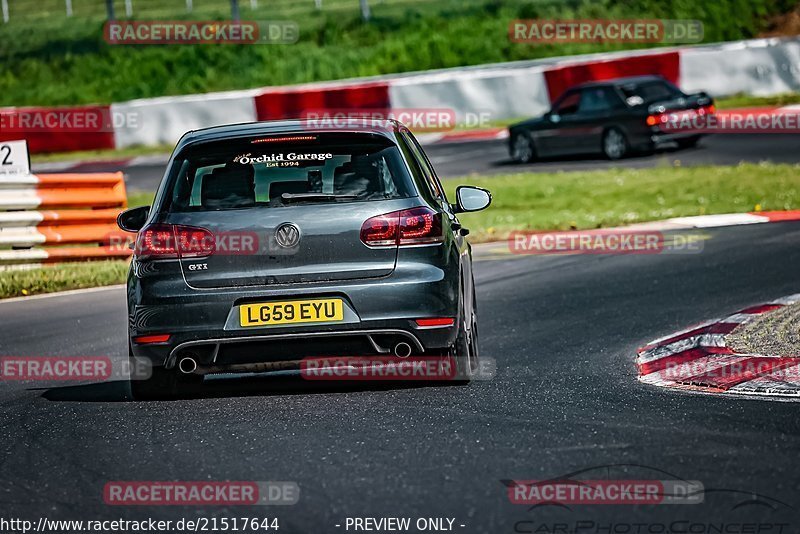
left=620, top=80, right=683, bottom=106
left=164, top=133, right=415, bottom=212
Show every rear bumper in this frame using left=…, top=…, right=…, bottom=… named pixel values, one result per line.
left=136, top=323, right=457, bottom=371
left=128, top=257, right=461, bottom=368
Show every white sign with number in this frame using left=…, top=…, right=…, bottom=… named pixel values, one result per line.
left=0, top=140, right=31, bottom=176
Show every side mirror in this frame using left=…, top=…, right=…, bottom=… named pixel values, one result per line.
left=454, top=186, right=492, bottom=213
left=117, top=206, right=149, bottom=233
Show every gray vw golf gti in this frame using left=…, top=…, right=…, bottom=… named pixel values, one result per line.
left=118, top=119, right=491, bottom=399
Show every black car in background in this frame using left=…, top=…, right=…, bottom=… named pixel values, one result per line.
left=509, top=75, right=715, bottom=162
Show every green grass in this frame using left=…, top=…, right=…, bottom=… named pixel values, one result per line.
left=715, top=92, right=800, bottom=109
left=0, top=260, right=129, bottom=299
left=1, top=0, right=794, bottom=106
left=127, top=191, right=156, bottom=208
left=3, top=161, right=798, bottom=298
left=31, top=144, right=175, bottom=163
left=445, top=162, right=800, bottom=242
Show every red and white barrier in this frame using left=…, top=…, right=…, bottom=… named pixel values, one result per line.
left=255, top=81, right=391, bottom=121
left=680, top=38, right=800, bottom=97
left=543, top=51, right=680, bottom=101
left=389, top=66, right=551, bottom=125
left=5, top=37, right=800, bottom=153
left=111, top=89, right=260, bottom=148
left=0, top=105, right=116, bottom=153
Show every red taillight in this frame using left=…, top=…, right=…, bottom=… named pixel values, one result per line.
left=646, top=113, right=669, bottom=127
left=699, top=104, right=715, bottom=115
left=359, top=213, right=399, bottom=247
left=360, top=207, right=443, bottom=247
left=135, top=224, right=177, bottom=259
left=415, top=318, right=455, bottom=327
left=399, top=207, right=442, bottom=245
left=176, top=226, right=216, bottom=258
left=135, top=224, right=215, bottom=259
left=133, top=334, right=171, bottom=344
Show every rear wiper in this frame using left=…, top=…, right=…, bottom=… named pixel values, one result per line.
left=280, top=193, right=359, bottom=202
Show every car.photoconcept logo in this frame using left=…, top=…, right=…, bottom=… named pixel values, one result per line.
left=275, top=223, right=301, bottom=248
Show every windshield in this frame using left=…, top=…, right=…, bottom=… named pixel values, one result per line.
left=163, top=133, right=415, bottom=213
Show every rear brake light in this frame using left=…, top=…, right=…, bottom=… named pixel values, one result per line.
left=359, top=213, right=399, bottom=247
left=251, top=135, right=317, bottom=144
left=133, top=334, right=171, bottom=344
left=646, top=113, right=668, bottom=127
left=176, top=226, right=216, bottom=258
left=360, top=207, right=443, bottom=247
left=399, top=207, right=442, bottom=245
left=135, top=224, right=177, bottom=259
left=415, top=318, right=455, bottom=327
left=135, top=224, right=215, bottom=259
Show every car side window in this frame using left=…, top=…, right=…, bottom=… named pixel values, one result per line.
left=578, top=87, right=622, bottom=113
left=554, top=91, right=581, bottom=116
left=400, top=130, right=446, bottom=201
left=621, top=81, right=681, bottom=105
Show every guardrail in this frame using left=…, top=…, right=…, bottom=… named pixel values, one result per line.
left=0, top=173, right=132, bottom=267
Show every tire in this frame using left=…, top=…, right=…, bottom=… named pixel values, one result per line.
left=511, top=133, right=536, bottom=163
left=602, top=128, right=628, bottom=160
left=451, top=287, right=480, bottom=383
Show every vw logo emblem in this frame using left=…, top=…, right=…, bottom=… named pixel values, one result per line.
left=275, top=223, right=300, bottom=248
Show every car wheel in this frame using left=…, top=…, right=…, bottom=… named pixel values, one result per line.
left=511, top=133, right=536, bottom=163
left=602, top=128, right=628, bottom=160
left=451, top=291, right=479, bottom=383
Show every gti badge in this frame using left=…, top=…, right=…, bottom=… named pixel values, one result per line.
left=275, top=223, right=301, bottom=248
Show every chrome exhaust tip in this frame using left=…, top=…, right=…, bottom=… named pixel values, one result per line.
left=393, top=342, right=412, bottom=358
left=178, top=356, right=198, bottom=374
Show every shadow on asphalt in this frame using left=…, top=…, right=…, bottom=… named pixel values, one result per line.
left=492, top=143, right=697, bottom=168
left=37, top=374, right=457, bottom=403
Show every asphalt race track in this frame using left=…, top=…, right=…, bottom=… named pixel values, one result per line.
left=428, top=133, right=800, bottom=178
left=36, top=133, right=800, bottom=191
left=2, top=222, right=800, bottom=530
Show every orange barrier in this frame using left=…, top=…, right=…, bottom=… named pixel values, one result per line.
left=34, top=173, right=128, bottom=209
left=0, top=172, right=133, bottom=266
